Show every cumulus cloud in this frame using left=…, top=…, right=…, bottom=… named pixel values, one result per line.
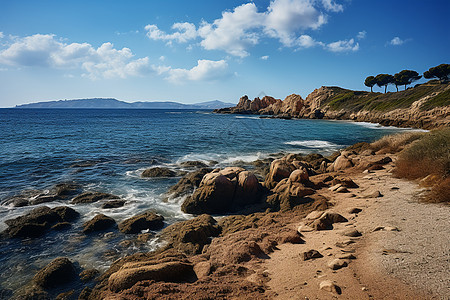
left=163, top=59, right=230, bottom=82
left=145, top=0, right=347, bottom=56
left=390, top=36, right=405, bottom=46
left=321, top=0, right=343, bottom=12
left=326, top=38, right=359, bottom=52
left=260, top=55, right=269, bottom=60
left=197, top=3, right=264, bottom=57
left=145, top=22, right=197, bottom=44
left=0, top=32, right=4, bottom=39
left=0, top=34, right=153, bottom=79
left=357, top=31, right=366, bottom=39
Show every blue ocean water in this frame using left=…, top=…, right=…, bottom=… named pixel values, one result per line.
left=0, top=108, right=418, bottom=293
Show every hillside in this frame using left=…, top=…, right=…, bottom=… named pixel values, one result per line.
left=215, top=80, right=450, bottom=129
left=14, top=98, right=235, bottom=110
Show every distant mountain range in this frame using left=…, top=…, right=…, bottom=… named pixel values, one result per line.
left=14, top=98, right=236, bottom=109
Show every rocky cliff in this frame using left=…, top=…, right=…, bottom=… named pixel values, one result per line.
left=215, top=81, right=450, bottom=129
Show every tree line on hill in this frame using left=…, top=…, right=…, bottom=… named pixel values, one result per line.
left=364, top=63, right=450, bottom=93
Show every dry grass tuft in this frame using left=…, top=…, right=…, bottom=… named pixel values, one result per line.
left=393, top=128, right=450, bottom=203
left=370, top=131, right=425, bottom=154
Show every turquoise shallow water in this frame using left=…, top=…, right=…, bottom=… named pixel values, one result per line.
left=0, top=108, right=418, bottom=293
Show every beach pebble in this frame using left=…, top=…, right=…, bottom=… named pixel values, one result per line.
left=328, top=259, right=348, bottom=270
left=337, top=253, right=356, bottom=259
left=303, top=250, right=323, bottom=261
left=342, top=228, right=362, bottom=237
left=348, top=207, right=362, bottom=214
left=319, top=280, right=341, bottom=294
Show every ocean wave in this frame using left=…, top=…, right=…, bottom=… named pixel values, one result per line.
left=285, top=140, right=341, bottom=149
left=235, top=116, right=261, bottom=120
left=352, top=121, right=428, bottom=132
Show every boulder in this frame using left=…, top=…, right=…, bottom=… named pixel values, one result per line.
left=328, top=259, right=348, bottom=270
left=331, top=155, right=354, bottom=171
left=141, top=167, right=176, bottom=178
left=319, top=280, right=341, bottom=294
left=33, top=257, right=77, bottom=289
left=108, top=261, right=195, bottom=293
left=162, top=214, right=221, bottom=255
left=118, top=211, right=164, bottom=234
left=303, top=249, right=323, bottom=261
left=168, top=168, right=212, bottom=198
left=342, top=228, right=362, bottom=237
left=306, top=212, right=348, bottom=230
left=101, top=200, right=126, bottom=209
left=71, top=192, right=120, bottom=204
left=179, top=161, right=209, bottom=168
left=181, top=167, right=263, bottom=214
left=79, top=269, right=100, bottom=282
left=3, top=206, right=79, bottom=238
left=83, top=214, right=116, bottom=233
left=266, top=178, right=315, bottom=211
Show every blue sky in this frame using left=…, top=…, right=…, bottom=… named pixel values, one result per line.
left=0, top=0, right=448, bottom=107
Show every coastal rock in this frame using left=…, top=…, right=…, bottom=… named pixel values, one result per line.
left=306, top=211, right=348, bottom=230
left=332, top=177, right=359, bottom=188
left=79, top=269, right=100, bottom=282
left=193, top=261, right=211, bottom=278
left=266, top=178, right=315, bottom=211
left=265, top=157, right=311, bottom=189
left=118, top=211, right=164, bottom=234
left=181, top=167, right=262, bottom=214
left=101, top=200, right=126, bottom=209
left=179, top=161, right=209, bottom=168
left=108, top=261, right=195, bottom=293
left=3, top=206, right=79, bottom=238
left=162, top=214, right=221, bottom=255
left=328, top=258, right=348, bottom=270
left=141, top=167, right=176, bottom=178
left=168, top=168, right=212, bottom=198
left=331, top=155, right=354, bottom=171
left=279, top=94, right=304, bottom=116
left=33, top=257, right=77, bottom=289
left=303, top=249, right=323, bottom=260
left=71, top=192, right=120, bottom=204
left=83, top=214, right=116, bottom=233
left=342, top=228, right=362, bottom=237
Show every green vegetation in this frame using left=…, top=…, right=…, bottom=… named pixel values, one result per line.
left=325, top=81, right=449, bottom=112
left=393, top=70, right=421, bottom=91
left=364, top=76, right=376, bottom=92
left=424, top=63, right=450, bottom=83
left=375, top=74, right=394, bottom=93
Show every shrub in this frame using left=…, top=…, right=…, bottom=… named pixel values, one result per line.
left=370, top=131, right=425, bottom=153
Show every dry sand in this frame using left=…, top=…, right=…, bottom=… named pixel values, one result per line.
left=263, top=158, right=449, bottom=299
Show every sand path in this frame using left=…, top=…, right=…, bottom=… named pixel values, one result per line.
left=263, top=159, right=449, bottom=299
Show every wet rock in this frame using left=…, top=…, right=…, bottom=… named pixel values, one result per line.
left=328, top=258, right=348, bottom=270
left=168, top=168, right=212, bottom=198
left=108, top=261, right=195, bottom=293
left=179, top=161, right=209, bottom=168
left=181, top=167, right=263, bottom=214
left=83, top=214, right=116, bottom=233
left=3, top=206, right=79, bottom=238
left=79, top=268, right=100, bottom=282
left=78, top=287, right=92, bottom=300
left=55, top=290, right=74, bottom=300
left=101, top=200, right=126, bottom=209
left=319, top=280, right=341, bottom=294
left=162, top=214, right=221, bottom=255
left=118, top=211, right=164, bottom=234
left=71, top=192, right=120, bottom=204
left=141, top=167, right=176, bottom=178
left=33, top=257, right=77, bottom=289
left=303, top=249, right=323, bottom=260
left=51, top=222, right=72, bottom=231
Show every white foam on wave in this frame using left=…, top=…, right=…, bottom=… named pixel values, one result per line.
left=352, top=121, right=428, bottom=132
left=178, top=151, right=267, bottom=166
left=285, top=140, right=341, bottom=149
left=235, top=116, right=261, bottom=120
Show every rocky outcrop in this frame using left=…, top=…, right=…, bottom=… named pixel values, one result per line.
left=83, top=214, right=116, bottom=233
left=71, top=192, right=120, bottom=204
left=162, top=214, right=221, bottom=255
left=33, top=257, right=78, bottom=289
left=3, top=206, right=79, bottom=238
left=141, top=167, right=176, bottom=178
left=181, top=167, right=263, bottom=214
left=118, top=211, right=164, bottom=234
left=168, top=168, right=212, bottom=198
left=214, top=82, right=450, bottom=130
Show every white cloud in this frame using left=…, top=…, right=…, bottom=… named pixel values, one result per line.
left=260, top=55, right=269, bottom=60
left=145, top=0, right=345, bottom=56
left=163, top=59, right=230, bottom=82
left=321, top=0, right=343, bottom=12
left=326, top=38, right=359, bottom=52
left=197, top=3, right=264, bottom=57
left=145, top=22, right=197, bottom=44
left=159, top=55, right=166, bottom=61
left=0, top=34, right=153, bottom=79
left=390, top=36, right=405, bottom=46
left=264, top=0, right=327, bottom=46
left=357, top=31, right=366, bottom=39
left=0, top=32, right=4, bottom=39
left=296, top=34, right=322, bottom=48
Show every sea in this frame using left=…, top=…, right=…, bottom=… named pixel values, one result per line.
left=0, top=108, right=422, bottom=294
